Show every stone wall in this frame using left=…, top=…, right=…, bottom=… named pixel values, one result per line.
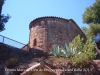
left=0, top=42, right=48, bottom=60
left=29, top=23, right=47, bottom=51
left=29, top=17, right=86, bottom=52
left=0, top=42, right=28, bottom=60
left=0, top=42, right=48, bottom=75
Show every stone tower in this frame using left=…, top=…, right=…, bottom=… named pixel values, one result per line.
left=29, top=16, right=86, bottom=52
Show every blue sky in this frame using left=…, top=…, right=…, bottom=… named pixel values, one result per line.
left=0, top=0, right=95, bottom=44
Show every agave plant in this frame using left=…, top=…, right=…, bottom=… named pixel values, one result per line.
left=65, top=43, right=73, bottom=57
left=52, top=45, right=61, bottom=57
left=52, top=44, right=74, bottom=58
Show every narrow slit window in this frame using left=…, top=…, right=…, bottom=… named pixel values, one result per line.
left=33, top=39, right=37, bottom=46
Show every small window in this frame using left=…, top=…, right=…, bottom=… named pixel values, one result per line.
left=33, top=39, right=37, bottom=46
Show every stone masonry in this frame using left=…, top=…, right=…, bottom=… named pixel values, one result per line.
left=29, top=16, right=86, bottom=52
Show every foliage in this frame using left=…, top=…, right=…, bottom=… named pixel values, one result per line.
left=82, top=0, right=100, bottom=39
left=82, top=23, right=100, bottom=39
left=52, top=35, right=84, bottom=58
left=82, top=0, right=100, bottom=24
left=0, top=0, right=10, bottom=32
left=70, top=35, right=97, bottom=67
left=86, top=23, right=100, bottom=38
left=52, top=44, right=73, bottom=58
left=5, top=58, right=18, bottom=68
left=52, top=35, right=97, bottom=67
left=81, top=26, right=88, bottom=35
left=68, top=35, right=84, bottom=55
left=52, top=35, right=85, bottom=58
left=0, top=14, right=10, bottom=31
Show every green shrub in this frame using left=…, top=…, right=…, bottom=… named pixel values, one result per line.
left=5, top=58, right=18, bottom=68
left=68, top=35, right=84, bottom=55
left=71, top=52, right=95, bottom=67
left=70, top=35, right=97, bottom=67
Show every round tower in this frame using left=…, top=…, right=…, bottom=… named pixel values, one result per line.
left=29, top=16, right=86, bottom=52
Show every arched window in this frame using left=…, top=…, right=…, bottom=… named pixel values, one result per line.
left=33, top=39, right=37, bottom=46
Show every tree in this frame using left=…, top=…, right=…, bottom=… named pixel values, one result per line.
left=82, top=0, right=100, bottom=38
left=0, top=0, right=10, bottom=32
left=87, top=23, right=100, bottom=37
left=82, top=0, right=100, bottom=51
left=83, top=0, right=100, bottom=24
left=82, top=23, right=100, bottom=39
left=81, top=26, right=88, bottom=35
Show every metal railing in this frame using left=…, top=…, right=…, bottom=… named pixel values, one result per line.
left=0, top=35, right=26, bottom=48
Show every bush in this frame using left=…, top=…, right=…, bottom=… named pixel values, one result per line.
left=71, top=52, right=95, bottom=67
left=51, top=35, right=97, bottom=67
left=5, top=58, right=18, bottom=68
left=70, top=35, right=97, bottom=67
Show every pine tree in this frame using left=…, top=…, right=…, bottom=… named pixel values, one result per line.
left=0, top=0, right=10, bottom=32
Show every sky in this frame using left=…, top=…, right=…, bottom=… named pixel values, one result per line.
left=0, top=0, right=96, bottom=45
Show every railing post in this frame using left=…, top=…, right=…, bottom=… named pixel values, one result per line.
left=2, top=36, right=4, bottom=43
